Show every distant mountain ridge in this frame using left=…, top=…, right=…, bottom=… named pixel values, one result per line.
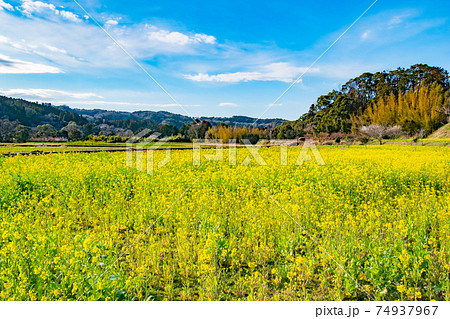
left=56, top=105, right=286, bottom=128
left=0, top=96, right=287, bottom=142
left=0, top=95, right=286, bottom=129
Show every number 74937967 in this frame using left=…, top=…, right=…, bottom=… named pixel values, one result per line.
left=376, top=306, right=438, bottom=316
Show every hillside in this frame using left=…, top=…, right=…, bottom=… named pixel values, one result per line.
left=0, top=96, right=87, bottom=129
left=0, top=95, right=286, bottom=142
left=60, top=107, right=285, bottom=128
left=429, top=124, right=450, bottom=138
left=275, top=64, right=450, bottom=138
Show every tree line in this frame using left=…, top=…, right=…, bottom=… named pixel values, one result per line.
left=2, top=64, right=449, bottom=143
left=274, top=64, right=450, bottom=139
left=0, top=96, right=277, bottom=143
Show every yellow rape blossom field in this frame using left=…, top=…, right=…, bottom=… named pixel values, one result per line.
left=0, top=145, right=449, bottom=301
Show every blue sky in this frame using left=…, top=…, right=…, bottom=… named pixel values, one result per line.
left=0, top=0, right=449, bottom=120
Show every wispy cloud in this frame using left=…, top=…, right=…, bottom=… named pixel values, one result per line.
left=361, top=30, right=371, bottom=40
left=0, top=2, right=219, bottom=72
left=0, top=35, right=68, bottom=59
left=355, top=9, right=446, bottom=44
left=185, top=63, right=319, bottom=83
left=0, top=0, right=13, bottom=11
left=0, top=54, right=62, bottom=74
left=0, top=87, right=201, bottom=109
left=0, top=88, right=101, bottom=99
left=55, top=100, right=201, bottom=108
left=218, top=102, right=237, bottom=107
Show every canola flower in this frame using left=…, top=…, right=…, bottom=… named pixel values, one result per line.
left=0, top=145, right=449, bottom=300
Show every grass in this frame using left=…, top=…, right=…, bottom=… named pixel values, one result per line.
left=429, top=124, right=450, bottom=139
left=0, top=142, right=194, bottom=154
left=378, top=138, right=450, bottom=145
left=66, top=141, right=193, bottom=149
left=0, top=145, right=449, bottom=300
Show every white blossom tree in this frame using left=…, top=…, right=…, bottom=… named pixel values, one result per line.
left=360, top=124, right=403, bottom=145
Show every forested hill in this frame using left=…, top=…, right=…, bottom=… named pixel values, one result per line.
left=0, top=95, right=287, bottom=142
left=0, top=96, right=286, bottom=130
left=275, top=64, right=450, bottom=138
left=59, top=107, right=285, bottom=128
left=0, top=96, right=87, bottom=129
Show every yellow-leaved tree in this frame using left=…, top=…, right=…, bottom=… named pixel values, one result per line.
left=364, top=83, right=446, bottom=134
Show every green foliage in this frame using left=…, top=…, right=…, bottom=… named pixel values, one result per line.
left=276, top=64, right=450, bottom=138
left=0, top=119, right=19, bottom=142
left=359, top=137, right=369, bottom=145
left=36, top=124, right=58, bottom=138
left=159, top=124, right=179, bottom=137
left=276, top=123, right=297, bottom=139
left=0, top=96, right=285, bottom=142
left=14, top=125, right=31, bottom=143
left=0, top=96, right=87, bottom=129
left=68, top=129, right=82, bottom=141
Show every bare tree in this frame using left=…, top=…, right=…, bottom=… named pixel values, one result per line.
left=304, top=123, right=316, bottom=135
left=414, top=128, right=426, bottom=146
left=360, top=124, right=403, bottom=145
left=443, top=100, right=450, bottom=124
left=434, top=100, right=450, bottom=124
left=385, top=125, right=403, bottom=139
left=360, top=124, right=386, bottom=145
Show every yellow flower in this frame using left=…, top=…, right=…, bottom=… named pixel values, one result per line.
left=397, top=285, right=406, bottom=294
left=53, top=289, right=61, bottom=297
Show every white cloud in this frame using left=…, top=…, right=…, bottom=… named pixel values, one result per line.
left=361, top=30, right=371, bottom=40
left=185, top=63, right=318, bottom=83
left=43, top=44, right=67, bottom=54
left=148, top=28, right=216, bottom=46
left=0, top=0, right=13, bottom=11
left=0, top=88, right=202, bottom=108
left=218, top=102, right=237, bottom=107
left=149, top=30, right=190, bottom=45
left=388, top=14, right=409, bottom=28
left=59, top=10, right=81, bottom=23
left=193, top=33, right=216, bottom=44
left=0, top=88, right=102, bottom=100
left=105, top=19, right=119, bottom=26
left=0, top=35, right=70, bottom=61
left=0, top=7, right=219, bottom=72
left=19, top=0, right=57, bottom=17
left=18, top=1, right=81, bottom=22
left=0, top=54, right=62, bottom=73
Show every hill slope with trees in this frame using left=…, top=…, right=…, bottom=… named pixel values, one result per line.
left=0, top=96, right=87, bottom=129
left=274, top=64, right=450, bottom=139
left=0, top=96, right=285, bottom=142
